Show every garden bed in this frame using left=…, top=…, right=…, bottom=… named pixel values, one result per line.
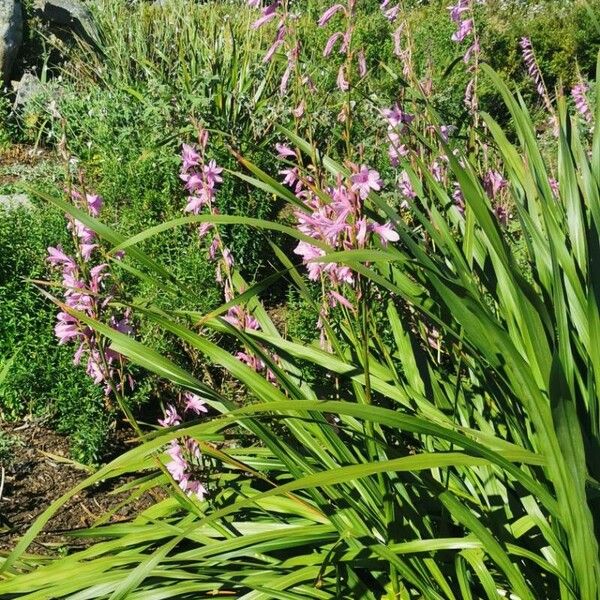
left=0, top=421, right=157, bottom=554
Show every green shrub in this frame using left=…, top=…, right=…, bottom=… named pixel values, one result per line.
left=0, top=205, right=110, bottom=464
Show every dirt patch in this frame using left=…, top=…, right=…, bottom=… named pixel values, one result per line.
left=0, top=420, right=160, bottom=553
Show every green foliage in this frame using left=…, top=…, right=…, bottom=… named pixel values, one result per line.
left=0, top=205, right=109, bottom=464
left=6, top=57, right=600, bottom=597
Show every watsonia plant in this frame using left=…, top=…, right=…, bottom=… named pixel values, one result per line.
left=3, top=10, right=600, bottom=600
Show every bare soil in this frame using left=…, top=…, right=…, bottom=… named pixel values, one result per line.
left=0, top=421, right=158, bottom=554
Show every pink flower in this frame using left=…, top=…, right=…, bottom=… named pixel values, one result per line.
left=387, top=132, right=408, bottom=166
left=383, top=4, right=400, bottom=21
left=252, top=1, right=279, bottom=29
left=47, top=246, right=76, bottom=269
left=336, top=65, right=349, bottom=92
left=203, top=160, right=223, bottom=187
left=323, top=31, right=343, bottom=57
left=86, top=194, right=103, bottom=217
left=520, top=37, right=547, bottom=101
left=318, top=4, right=345, bottom=27
left=185, top=479, right=208, bottom=501
left=329, top=290, right=354, bottom=310
left=350, top=165, right=382, bottom=199
left=572, top=82, right=592, bottom=124
left=184, top=392, right=208, bottom=415
left=55, top=312, right=81, bottom=344
left=463, top=40, right=479, bottom=63
left=483, top=169, right=507, bottom=199
left=357, top=50, right=367, bottom=77
left=222, top=248, right=234, bottom=268
left=181, top=144, right=200, bottom=172
left=382, top=104, right=414, bottom=129
left=292, top=100, right=305, bottom=118
left=159, top=404, right=182, bottom=427
left=451, top=18, right=473, bottom=42
left=398, top=171, right=416, bottom=202
left=372, top=222, right=399, bottom=245
left=448, top=1, right=469, bottom=23
left=275, top=142, right=296, bottom=159
left=280, top=64, right=293, bottom=95
left=198, top=222, right=214, bottom=238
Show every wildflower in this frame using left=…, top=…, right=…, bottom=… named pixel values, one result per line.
left=452, top=18, right=473, bottom=42
left=357, top=50, right=367, bottom=77
left=350, top=165, right=382, bottom=199
left=329, top=290, right=354, bottom=310
left=275, top=142, right=296, bottom=159
left=203, top=160, right=223, bottom=187
left=47, top=246, right=76, bottom=269
left=383, top=3, right=400, bottom=22
left=159, top=404, right=182, bottom=427
left=324, top=31, right=343, bottom=57
left=520, top=37, right=549, bottom=104
left=184, top=392, right=208, bottom=415
left=483, top=169, right=507, bottom=199
left=293, top=100, right=306, bottom=118
left=392, top=25, right=403, bottom=57
left=318, top=4, right=345, bottom=27
left=398, top=171, right=416, bottom=202
left=453, top=185, right=465, bottom=214
left=572, top=82, right=593, bottom=124
left=252, top=1, right=279, bottom=29
left=181, top=144, right=200, bottom=171
left=372, top=222, right=399, bottom=245
left=387, top=132, right=408, bottom=166
left=86, top=194, right=103, bottom=217
left=382, top=103, right=414, bottom=129
left=336, top=64, right=349, bottom=92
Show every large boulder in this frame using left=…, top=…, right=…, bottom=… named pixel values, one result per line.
left=37, top=0, right=100, bottom=48
left=0, top=0, right=23, bottom=84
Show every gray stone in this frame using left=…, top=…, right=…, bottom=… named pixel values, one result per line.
left=0, top=193, right=34, bottom=211
left=0, top=0, right=23, bottom=84
left=12, top=72, right=43, bottom=110
left=37, top=0, right=100, bottom=48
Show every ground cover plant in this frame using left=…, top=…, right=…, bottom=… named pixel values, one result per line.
left=2, top=0, right=600, bottom=598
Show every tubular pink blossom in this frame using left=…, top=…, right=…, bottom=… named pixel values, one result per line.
left=451, top=18, right=473, bottom=42
left=292, top=100, right=305, bottom=118
left=275, top=142, right=296, bottom=159
left=323, top=31, right=343, bottom=57
left=263, top=39, right=283, bottom=63
left=372, top=222, right=399, bottom=245
left=572, top=82, right=592, bottom=124
left=184, top=392, right=208, bottom=415
left=350, top=165, right=382, bottom=199
left=318, top=4, right=345, bottom=27
left=252, top=3, right=279, bottom=30
left=392, top=25, right=403, bottom=57
left=336, top=64, right=349, bottom=92
left=383, top=4, right=400, bottom=21
left=357, top=49, right=367, bottom=77
left=329, top=290, right=354, bottom=310
left=280, top=64, right=292, bottom=95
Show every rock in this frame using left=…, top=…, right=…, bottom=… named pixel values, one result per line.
left=37, top=0, right=100, bottom=48
left=0, top=0, right=23, bottom=84
left=0, top=193, right=34, bottom=212
left=12, top=72, right=43, bottom=111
